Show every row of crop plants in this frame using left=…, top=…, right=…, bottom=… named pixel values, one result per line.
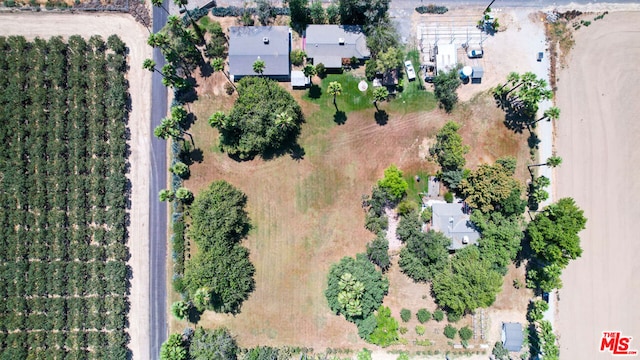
left=0, top=34, right=131, bottom=359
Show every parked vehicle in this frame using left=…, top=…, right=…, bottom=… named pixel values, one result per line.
left=404, top=60, right=416, bottom=81
left=423, top=63, right=436, bottom=83
left=467, top=49, right=483, bottom=58
left=537, top=52, right=544, bottom=61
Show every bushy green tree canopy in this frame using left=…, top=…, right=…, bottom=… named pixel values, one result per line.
left=160, top=333, right=187, bottom=360
left=339, top=0, right=389, bottom=26
left=398, top=224, right=450, bottom=282
left=189, top=180, right=250, bottom=248
left=213, top=77, right=304, bottom=159
left=183, top=181, right=255, bottom=314
left=429, top=121, right=468, bottom=173
left=366, top=232, right=390, bottom=271
left=188, top=327, right=238, bottom=360
left=325, top=254, right=389, bottom=323
left=527, top=197, right=586, bottom=267
left=459, top=159, right=524, bottom=214
left=368, top=306, right=399, bottom=347
left=472, top=211, right=524, bottom=272
left=377, top=165, right=408, bottom=203
left=183, top=244, right=255, bottom=314
left=432, top=246, right=502, bottom=315
left=433, top=68, right=461, bottom=112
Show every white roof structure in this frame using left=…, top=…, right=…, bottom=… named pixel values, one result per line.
left=291, top=70, right=309, bottom=88
left=436, top=43, right=458, bottom=73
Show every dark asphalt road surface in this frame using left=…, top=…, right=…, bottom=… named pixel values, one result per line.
left=149, top=1, right=168, bottom=359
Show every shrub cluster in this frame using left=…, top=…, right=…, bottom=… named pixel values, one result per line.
left=415, top=5, right=448, bottom=14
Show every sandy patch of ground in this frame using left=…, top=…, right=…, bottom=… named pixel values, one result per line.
left=385, top=208, right=402, bottom=252
left=0, top=13, right=153, bottom=360
left=555, top=11, right=640, bottom=359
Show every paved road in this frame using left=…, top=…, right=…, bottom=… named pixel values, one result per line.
left=149, top=1, right=169, bottom=359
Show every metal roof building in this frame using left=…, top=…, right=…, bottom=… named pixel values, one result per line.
left=305, top=25, right=370, bottom=68
left=431, top=202, right=480, bottom=250
left=502, top=322, right=524, bottom=352
left=228, top=26, right=291, bottom=81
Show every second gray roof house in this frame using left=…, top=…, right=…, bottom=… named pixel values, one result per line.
left=431, top=202, right=480, bottom=250
left=305, top=25, right=370, bottom=68
left=228, top=26, right=291, bottom=80
left=502, top=322, right=524, bottom=352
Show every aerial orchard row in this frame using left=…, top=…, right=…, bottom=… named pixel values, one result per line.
left=0, top=34, right=131, bottom=359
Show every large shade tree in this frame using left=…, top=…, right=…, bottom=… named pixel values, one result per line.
left=527, top=197, right=586, bottom=268
left=183, top=181, right=255, bottom=313
left=432, top=246, right=503, bottom=316
left=325, top=253, right=389, bottom=323
left=459, top=158, right=524, bottom=214
left=211, top=77, right=304, bottom=160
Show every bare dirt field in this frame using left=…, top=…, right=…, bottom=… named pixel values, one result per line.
left=183, top=65, right=530, bottom=354
left=0, top=13, right=153, bottom=360
left=555, top=11, right=640, bottom=359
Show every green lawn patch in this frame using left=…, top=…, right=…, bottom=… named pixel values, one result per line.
left=404, top=170, right=431, bottom=205
left=387, top=49, right=437, bottom=114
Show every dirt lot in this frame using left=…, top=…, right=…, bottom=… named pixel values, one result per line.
left=183, top=60, right=530, bottom=354
left=555, top=11, right=640, bottom=359
left=0, top=13, right=153, bottom=360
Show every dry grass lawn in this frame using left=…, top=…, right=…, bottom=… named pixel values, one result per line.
left=177, top=60, right=530, bottom=352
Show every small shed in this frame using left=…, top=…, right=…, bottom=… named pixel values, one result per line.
left=436, top=43, right=457, bottom=73
left=471, top=66, right=484, bottom=84
left=502, top=322, right=524, bottom=352
left=291, top=70, right=309, bottom=88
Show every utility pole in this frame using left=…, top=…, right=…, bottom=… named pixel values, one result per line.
left=484, top=0, right=497, bottom=14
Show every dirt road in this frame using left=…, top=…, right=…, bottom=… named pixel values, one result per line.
left=555, top=11, right=640, bottom=359
left=0, top=13, right=153, bottom=360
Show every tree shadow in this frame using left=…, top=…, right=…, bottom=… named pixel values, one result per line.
left=199, top=59, right=213, bottom=78
left=180, top=144, right=204, bottom=165
left=334, top=110, right=347, bottom=125
left=308, top=84, right=322, bottom=99
left=181, top=112, right=196, bottom=131
left=187, top=306, right=202, bottom=324
left=527, top=132, right=540, bottom=149
left=289, top=143, right=306, bottom=161
left=374, top=110, right=389, bottom=126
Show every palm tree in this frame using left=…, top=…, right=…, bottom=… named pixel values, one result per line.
left=151, top=0, right=169, bottom=14
left=253, top=59, right=266, bottom=76
left=171, top=105, right=188, bottom=126
left=211, top=57, right=236, bottom=91
left=175, top=187, right=194, bottom=203
left=373, top=86, right=389, bottom=111
left=208, top=111, right=227, bottom=128
left=528, top=155, right=563, bottom=174
left=275, top=111, right=294, bottom=130
left=167, top=14, right=182, bottom=32
left=143, top=58, right=161, bottom=75
left=535, top=106, right=560, bottom=124
left=302, top=64, right=316, bottom=84
left=327, top=81, right=342, bottom=110
left=158, top=189, right=175, bottom=202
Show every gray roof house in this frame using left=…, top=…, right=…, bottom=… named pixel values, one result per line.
left=502, top=322, right=524, bottom=352
left=228, top=26, right=291, bottom=81
left=305, top=25, right=370, bottom=68
left=431, top=202, right=480, bottom=250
